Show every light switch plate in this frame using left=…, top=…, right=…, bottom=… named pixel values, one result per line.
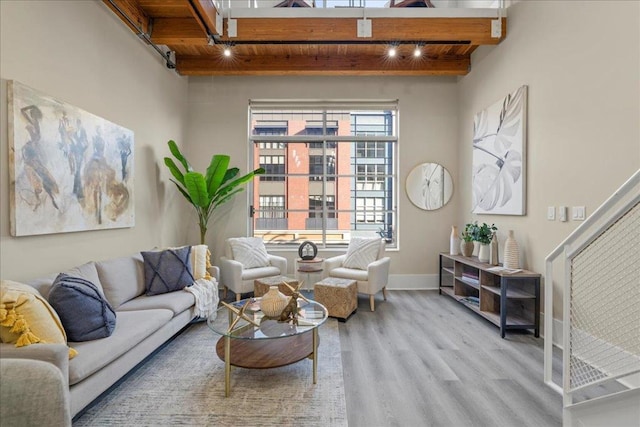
left=572, top=206, right=586, bottom=221
left=559, top=206, right=568, bottom=222
left=547, top=206, right=555, bottom=221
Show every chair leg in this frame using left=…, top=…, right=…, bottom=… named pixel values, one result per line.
left=382, top=287, right=387, bottom=301
left=235, top=293, right=241, bottom=302
left=369, top=295, right=375, bottom=311
left=223, top=286, right=228, bottom=299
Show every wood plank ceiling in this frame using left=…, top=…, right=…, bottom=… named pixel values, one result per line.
left=103, top=0, right=506, bottom=76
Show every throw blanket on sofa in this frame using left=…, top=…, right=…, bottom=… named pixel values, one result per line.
left=184, top=278, right=219, bottom=318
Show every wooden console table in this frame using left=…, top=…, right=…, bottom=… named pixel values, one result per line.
left=439, top=253, right=540, bottom=338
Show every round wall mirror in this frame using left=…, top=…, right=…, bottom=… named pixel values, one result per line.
left=406, top=163, right=453, bottom=210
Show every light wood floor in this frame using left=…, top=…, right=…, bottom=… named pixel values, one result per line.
left=338, top=290, right=562, bottom=427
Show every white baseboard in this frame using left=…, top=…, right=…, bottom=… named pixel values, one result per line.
left=540, top=314, right=564, bottom=349
left=386, top=274, right=439, bottom=290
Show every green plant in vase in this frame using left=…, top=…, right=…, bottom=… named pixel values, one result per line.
left=164, top=140, right=264, bottom=244
left=474, top=222, right=497, bottom=262
left=475, top=222, right=497, bottom=245
left=460, top=222, right=477, bottom=257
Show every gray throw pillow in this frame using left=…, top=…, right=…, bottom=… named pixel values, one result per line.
left=48, top=274, right=117, bottom=342
left=141, top=247, right=194, bottom=296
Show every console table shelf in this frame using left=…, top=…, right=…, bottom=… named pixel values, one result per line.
left=439, top=253, right=540, bottom=338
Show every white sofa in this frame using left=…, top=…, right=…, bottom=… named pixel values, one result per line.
left=0, top=252, right=219, bottom=419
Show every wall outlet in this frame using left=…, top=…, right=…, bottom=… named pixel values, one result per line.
left=559, top=206, right=568, bottom=222
left=547, top=206, right=555, bottom=221
left=572, top=206, right=586, bottom=221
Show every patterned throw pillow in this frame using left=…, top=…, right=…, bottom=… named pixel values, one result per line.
left=228, top=237, right=270, bottom=269
left=141, top=246, right=195, bottom=296
left=342, top=237, right=381, bottom=270
left=0, top=280, right=77, bottom=358
left=48, top=274, right=116, bottom=342
left=167, top=245, right=212, bottom=280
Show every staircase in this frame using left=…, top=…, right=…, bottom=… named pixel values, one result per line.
left=544, top=169, right=640, bottom=426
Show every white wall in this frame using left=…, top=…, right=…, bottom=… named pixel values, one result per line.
left=457, top=0, right=640, bottom=318
left=0, top=1, right=190, bottom=281
left=186, top=76, right=460, bottom=281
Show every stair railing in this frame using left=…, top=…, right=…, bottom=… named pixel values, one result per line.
left=544, top=169, right=640, bottom=406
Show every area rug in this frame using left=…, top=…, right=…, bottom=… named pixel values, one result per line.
left=73, top=319, right=347, bottom=426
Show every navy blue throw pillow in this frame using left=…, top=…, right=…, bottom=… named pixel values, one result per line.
left=48, top=274, right=117, bottom=342
left=141, top=246, right=194, bottom=296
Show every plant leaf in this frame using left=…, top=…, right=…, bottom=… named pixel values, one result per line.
left=205, top=155, right=230, bottom=201
left=213, top=168, right=263, bottom=205
left=184, top=172, right=209, bottom=208
left=164, top=158, right=185, bottom=187
left=168, top=140, right=192, bottom=173
left=222, top=168, right=239, bottom=185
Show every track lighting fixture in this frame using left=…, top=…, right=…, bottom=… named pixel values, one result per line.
left=413, top=45, right=422, bottom=57
left=388, top=46, right=397, bottom=58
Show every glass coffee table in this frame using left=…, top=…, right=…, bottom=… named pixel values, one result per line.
left=207, top=296, right=328, bottom=397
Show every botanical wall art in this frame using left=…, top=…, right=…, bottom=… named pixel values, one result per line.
left=472, top=85, right=527, bottom=215
left=8, top=80, right=134, bottom=236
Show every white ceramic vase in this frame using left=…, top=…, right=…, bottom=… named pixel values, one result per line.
left=450, top=226, right=460, bottom=255
left=489, top=234, right=499, bottom=266
left=260, top=286, right=288, bottom=317
left=503, top=230, right=520, bottom=269
left=478, top=243, right=490, bottom=263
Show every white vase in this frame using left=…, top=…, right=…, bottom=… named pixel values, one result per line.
left=489, top=234, right=499, bottom=266
left=260, top=286, right=288, bottom=317
left=478, top=243, right=490, bottom=263
left=450, top=226, right=460, bottom=255
left=503, top=230, right=520, bottom=269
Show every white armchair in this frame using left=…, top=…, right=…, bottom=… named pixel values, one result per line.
left=323, top=237, right=390, bottom=311
left=219, top=237, right=287, bottom=301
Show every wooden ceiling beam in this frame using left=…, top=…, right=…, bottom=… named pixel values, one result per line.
left=151, top=18, right=208, bottom=45
left=190, top=0, right=220, bottom=36
left=103, top=0, right=151, bottom=36
left=218, top=17, right=505, bottom=45
left=176, top=55, right=470, bottom=76
left=138, top=0, right=192, bottom=17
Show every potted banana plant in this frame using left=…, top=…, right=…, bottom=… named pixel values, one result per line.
left=164, top=140, right=264, bottom=244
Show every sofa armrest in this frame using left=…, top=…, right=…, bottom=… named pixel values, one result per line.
left=323, top=255, right=347, bottom=278
left=268, top=254, right=288, bottom=275
left=208, top=265, right=220, bottom=283
left=367, top=256, right=391, bottom=289
left=0, top=343, right=70, bottom=388
left=1, top=358, right=71, bottom=426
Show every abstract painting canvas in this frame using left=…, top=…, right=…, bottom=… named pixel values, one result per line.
left=8, top=80, right=134, bottom=236
left=472, top=85, right=527, bottom=215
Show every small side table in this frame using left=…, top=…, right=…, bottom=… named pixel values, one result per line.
left=296, top=258, right=324, bottom=290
